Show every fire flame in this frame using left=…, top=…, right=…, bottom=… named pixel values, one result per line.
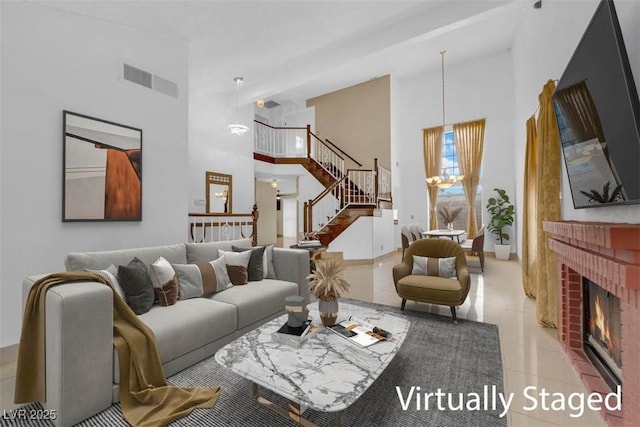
left=590, top=294, right=614, bottom=354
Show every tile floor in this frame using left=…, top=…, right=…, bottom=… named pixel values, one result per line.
left=0, top=247, right=607, bottom=426
left=338, top=250, right=606, bottom=426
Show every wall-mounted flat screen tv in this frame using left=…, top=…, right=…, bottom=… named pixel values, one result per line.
left=553, top=0, right=640, bottom=209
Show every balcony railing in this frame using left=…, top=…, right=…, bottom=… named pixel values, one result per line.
left=188, top=205, right=258, bottom=245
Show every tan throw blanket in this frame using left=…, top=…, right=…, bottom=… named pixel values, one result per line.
left=14, top=272, right=220, bottom=426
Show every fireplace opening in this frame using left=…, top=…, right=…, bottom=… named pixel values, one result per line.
left=583, top=278, right=622, bottom=390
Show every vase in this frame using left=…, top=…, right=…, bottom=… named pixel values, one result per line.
left=318, top=299, right=339, bottom=327
left=447, top=222, right=454, bottom=231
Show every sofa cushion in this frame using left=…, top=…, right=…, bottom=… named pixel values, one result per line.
left=210, top=279, right=298, bottom=329
left=66, top=243, right=187, bottom=272
left=412, top=255, right=457, bottom=278
left=172, top=258, right=232, bottom=299
left=117, top=257, right=154, bottom=315
left=218, top=249, right=251, bottom=285
left=185, top=238, right=252, bottom=263
left=137, top=298, right=237, bottom=368
left=232, top=245, right=266, bottom=281
left=85, top=265, right=126, bottom=302
left=264, top=245, right=277, bottom=279
left=149, top=257, right=176, bottom=289
left=154, top=276, right=179, bottom=306
left=396, top=274, right=463, bottom=304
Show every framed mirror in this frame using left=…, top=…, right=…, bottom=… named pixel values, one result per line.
left=205, top=171, right=232, bottom=213
left=63, top=110, right=142, bottom=221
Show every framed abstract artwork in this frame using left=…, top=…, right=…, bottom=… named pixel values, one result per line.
left=63, top=110, right=142, bottom=221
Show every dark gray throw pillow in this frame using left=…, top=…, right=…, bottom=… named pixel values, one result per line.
left=117, top=257, right=155, bottom=315
left=232, top=245, right=265, bottom=281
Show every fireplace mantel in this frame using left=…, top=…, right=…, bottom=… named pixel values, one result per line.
left=544, top=221, right=640, bottom=427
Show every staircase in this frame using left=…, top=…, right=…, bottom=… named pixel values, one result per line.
left=254, top=120, right=392, bottom=245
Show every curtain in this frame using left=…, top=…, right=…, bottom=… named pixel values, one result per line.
left=453, top=119, right=485, bottom=238
left=529, top=80, right=562, bottom=328
left=423, top=126, right=443, bottom=230
left=521, top=116, right=538, bottom=297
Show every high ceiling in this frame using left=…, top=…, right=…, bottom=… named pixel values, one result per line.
left=34, top=0, right=528, bottom=104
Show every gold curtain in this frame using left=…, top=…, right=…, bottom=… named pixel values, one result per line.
left=453, top=119, right=485, bottom=238
left=522, top=116, right=538, bottom=297
left=423, top=126, right=444, bottom=230
left=526, top=80, right=562, bottom=328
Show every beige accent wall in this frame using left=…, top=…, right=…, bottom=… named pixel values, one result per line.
left=255, top=180, right=277, bottom=245
left=307, top=75, right=390, bottom=170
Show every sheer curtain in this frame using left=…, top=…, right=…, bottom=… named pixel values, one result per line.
left=423, top=126, right=444, bottom=230
left=522, top=116, right=538, bottom=297
left=453, top=118, right=485, bottom=238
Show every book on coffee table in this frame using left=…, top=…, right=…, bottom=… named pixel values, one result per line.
left=328, top=317, right=391, bottom=348
left=271, top=320, right=316, bottom=347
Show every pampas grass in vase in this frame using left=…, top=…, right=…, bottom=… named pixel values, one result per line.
left=307, top=258, right=350, bottom=326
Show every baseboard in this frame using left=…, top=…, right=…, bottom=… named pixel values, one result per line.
left=0, top=344, right=18, bottom=364
left=342, top=251, right=398, bottom=266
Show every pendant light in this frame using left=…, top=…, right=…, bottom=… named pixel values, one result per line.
left=426, top=50, right=464, bottom=189
left=228, top=77, right=249, bottom=136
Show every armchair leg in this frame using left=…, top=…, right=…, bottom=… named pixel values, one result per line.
left=450, top=306, right=458, bottom=324
left=400, top=299, right=407, bottom=312
left=479, top=252, right=485, bottom=272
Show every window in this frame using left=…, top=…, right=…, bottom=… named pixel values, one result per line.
left=437, top=131, right=483, bottom=231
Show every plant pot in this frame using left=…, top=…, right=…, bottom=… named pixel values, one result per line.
left=318, top=299, right=339, bottom=327
left=494, top=244, right=511, bottom=261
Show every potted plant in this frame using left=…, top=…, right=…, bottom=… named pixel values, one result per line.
left=486, top=188, right=515, bottom=260
left=307, top=258, right=350, bottom=326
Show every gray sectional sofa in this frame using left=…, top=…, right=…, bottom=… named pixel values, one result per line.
left=21, top=238, right=310, bottom=426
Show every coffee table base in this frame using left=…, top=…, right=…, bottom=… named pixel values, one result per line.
left=252, top=383, right=342, bottom=426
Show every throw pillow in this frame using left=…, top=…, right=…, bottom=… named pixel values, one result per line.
left=264, top=245, right=277, bottom=279
left=232, top=245, right=266, bottom=281
left=218, top=249, right=251, bottom=285
left=412, top=255, right=457, bottom=278
left=84, top=265, right=126, bottom=302
left=149, top=257, right=176, bottom=289
left=117, top=257, right=155, bottom=315
left=153, top=276, right=179, bottom=306
left=173, top=257, right=232, bottom=299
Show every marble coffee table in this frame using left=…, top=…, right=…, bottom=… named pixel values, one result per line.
left=214, top=301, right=410, bottom=426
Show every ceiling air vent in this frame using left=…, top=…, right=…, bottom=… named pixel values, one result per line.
left=264, top=100, right=280, bottom=109
left=122, top=62, right=179, bottom=99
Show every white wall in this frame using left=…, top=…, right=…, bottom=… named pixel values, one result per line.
left=0, top=2, right=189, bottom=347
left=189, top=90, right=255, bottom=214
left=328, top=210, right=395, bottom=260
left=511, top=0, right=640, bottom=257
left=393, top=50, right=516, bottom=252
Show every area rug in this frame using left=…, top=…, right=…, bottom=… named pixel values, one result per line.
left=4, top=301, right=506, bottom=427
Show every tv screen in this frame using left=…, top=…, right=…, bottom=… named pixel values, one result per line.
left=553, top=0, right=640, bottom=209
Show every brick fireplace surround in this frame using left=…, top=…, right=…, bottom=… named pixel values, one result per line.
left=544, top=221, right=640, bottom=426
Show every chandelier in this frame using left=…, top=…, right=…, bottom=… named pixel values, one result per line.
left=426, top=50, right=464, bottom=189
left=228, top=77, right=249, bottom=136
left=427, top=169, right=463, bottom=189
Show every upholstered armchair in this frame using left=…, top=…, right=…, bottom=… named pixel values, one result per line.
left=392, top=238, right=470, bottom=322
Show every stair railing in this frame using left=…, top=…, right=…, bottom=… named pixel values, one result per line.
left=375, top=158, right=392, bottom=203
left=309, top=131, right=345, bottom=179
left=304, top=168, right=377, bottom=234
left=254, top=120, right=307, bottom=158
left=304, top=175, right=346, bottom=234
left=345, top=169, right=376, bottom=205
